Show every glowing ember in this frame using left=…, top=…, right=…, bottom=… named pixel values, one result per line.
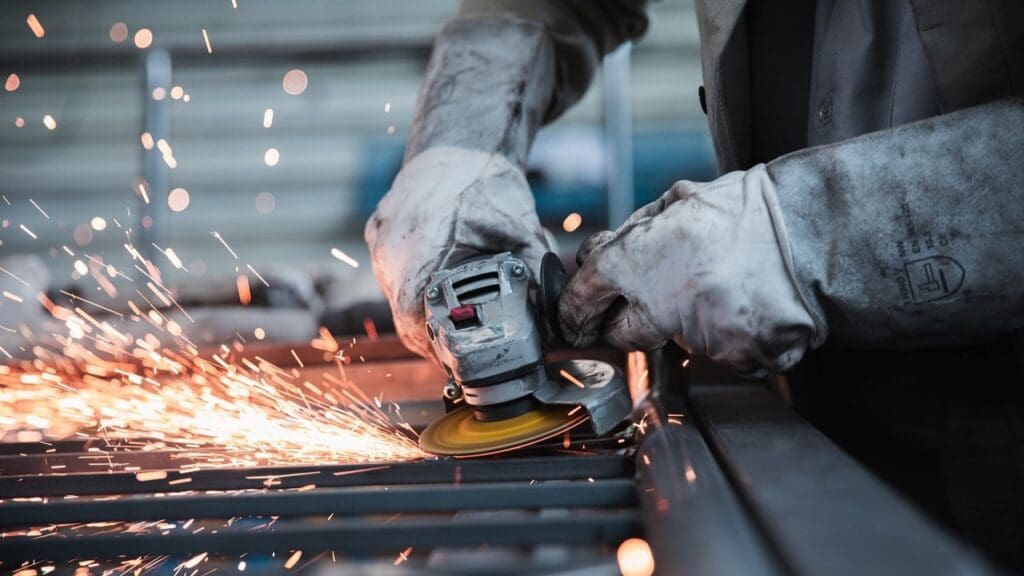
left=26, top=13, right=45, bottom=38
left=617, top=538, right=655, bottom=576
left=264, top=147, right=280, bottom=166
left=5, top=73, right=20, bottom=92
left=109, top=22, right=129, bottom=43
left=283, top=550, right=302, bottom=569
left=168, top=187, right=190, bottom=212
left=562, top=212, right=583, bottom=232
left=134, top=28, right=153, bottom=49
left=282, top=69, right=308, bottom=95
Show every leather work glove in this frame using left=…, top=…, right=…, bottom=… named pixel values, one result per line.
left=365, top=146, right=553, bottom=359
left=559, top=165, right=823, bottom=378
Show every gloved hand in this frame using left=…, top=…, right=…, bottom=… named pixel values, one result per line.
left=558, top=164, right=825, bottom=378
left=365, top=146, right=553, bottom=359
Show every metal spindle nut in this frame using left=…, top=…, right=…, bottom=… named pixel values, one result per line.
left=510, top=263, right=526, bottom=279
left=443, top=380, right=462, bottom=400
left=426, top=286, right=440, bottom=301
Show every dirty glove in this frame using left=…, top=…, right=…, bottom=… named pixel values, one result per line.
left=559, top=165, right=820, bottom=377
left=366, top=11, right=562, bottom=360
left=366, top=147, right=553, bottom=359
left=561, top=99, right=1024, bottom=376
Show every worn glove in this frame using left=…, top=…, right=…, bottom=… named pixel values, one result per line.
left=365, top=12, right=560, bottom=360
left=365, top=147, right=553, bottom=359
left=559, top=165, right=823, bottom=377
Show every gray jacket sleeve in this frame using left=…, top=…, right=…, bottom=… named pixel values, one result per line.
left=768, top=99, right=1024, bottom=347
left=404, top=0, right=648, bottom=165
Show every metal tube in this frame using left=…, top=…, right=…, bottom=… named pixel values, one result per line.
left=0, top=512, right=642, bottom=562
left=0, top=454, right=632, bottom=498
left=0, top=479, right=637, bottom=527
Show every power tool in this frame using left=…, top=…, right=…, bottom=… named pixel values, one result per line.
left=417, top=252, right=631, bottom=457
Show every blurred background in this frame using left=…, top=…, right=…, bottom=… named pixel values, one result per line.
left=0, top=0, right=714, bottom=343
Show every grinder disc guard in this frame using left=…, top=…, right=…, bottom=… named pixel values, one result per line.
left=419, top=403, right=588, bottom=458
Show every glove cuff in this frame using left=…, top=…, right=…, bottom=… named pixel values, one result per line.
left=750, top=164, right=830, bottom=349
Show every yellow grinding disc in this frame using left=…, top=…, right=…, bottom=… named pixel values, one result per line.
left=419, top=404, right=589, bottom=458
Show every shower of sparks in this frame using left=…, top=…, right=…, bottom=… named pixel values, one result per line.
left=330, top=248, right=359, bottom=268
left=0, top=236, right=427, bottom=469
left=202, top=28, right=213, bottom=54
left=26, top=13, right=45, bottom=38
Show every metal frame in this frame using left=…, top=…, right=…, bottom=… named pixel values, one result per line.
left=0, top=340, right=1004, bottom=574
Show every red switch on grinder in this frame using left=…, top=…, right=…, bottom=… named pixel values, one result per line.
left=449, top=304, right=477, bottom=322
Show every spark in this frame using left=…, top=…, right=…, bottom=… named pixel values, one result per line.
left=183, top=552, right=207, bottom=569
left=26, top=13, right=45, bottom=38
left=617, top=538, right=655, bottom=576
left=168, top=188, right=190, bottom=212
left=109, top=22, right=128, bottom=43
left=246, top=264, right=269, bottom=287
left=3, top=290, right=24, bottom=303
left=170, top=85, right=184, bottom=99
left=135, top=470, right=167, bottom=482
left=5, top=73, right=20, bottom=92
left=91, top=217, right=107, bottom=231
left=138, top=182, right=151, bottom=204
left=201, top=28, right=213, bottom=53
left=264, top=148, right=280, bottom=166
left=283, top=550, right=302, bottom=569
left=282, top=69, right=308, bottom=95
left=562, top=212, right=583, bottom=232
left=559, top=369, right=586, bottom=389
left=58, top=290, right=125, bottom=318
left=384, top=101, right=391, bottom=113
left=15, top=117, right=25, bottom=128
left=211, top=231, right=239, bottom=259
left=330, top=248, right=359, bottom=268
left=20, top=224, right=38, bottom=239
left=29, top=198, right=50, bottom=219
left=236, top=274, right=252, bottom=305
left=43, top=114, right=57, bottom=130
left=152, top=87, right=166, bottom=100
left=134, top=28, right=153, bottom=49
left=0, top=265, right=31, bottom=287
left=237, top=560, right=246, bottom=571
left=263, top=108, right=274, bottom=128
left=681, top=358, right=691, bottom=367
left=394, top=547, right=413, bottom=565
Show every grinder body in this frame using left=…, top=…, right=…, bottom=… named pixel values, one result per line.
left=418, top=253, right=631, bottom=457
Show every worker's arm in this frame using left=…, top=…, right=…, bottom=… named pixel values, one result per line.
left=366, top=1, right=648, bottom=359
left=559, top=99, right=1024, bottom=376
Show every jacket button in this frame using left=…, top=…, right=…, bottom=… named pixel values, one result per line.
left=698, top=85, right=707, bottom=114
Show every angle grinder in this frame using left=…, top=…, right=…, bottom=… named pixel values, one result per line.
left=418, top=252, right=631, bottom=457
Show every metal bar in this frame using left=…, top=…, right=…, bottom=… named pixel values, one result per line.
left=0, top=479, right=637, bottom=527
left=0, top=455, right=632, bottom=498
left=0, top=512, right=642, bottom=562
left=689, top=383, right=998, bottom=576
left=633, top=348, right=784, bottom=576
left=138, top=49, right=172, bottom=264
left=0, top=449, right=218, bottom=476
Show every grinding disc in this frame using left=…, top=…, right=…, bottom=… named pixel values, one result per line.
left=419, top=404, right=588, bottom=457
